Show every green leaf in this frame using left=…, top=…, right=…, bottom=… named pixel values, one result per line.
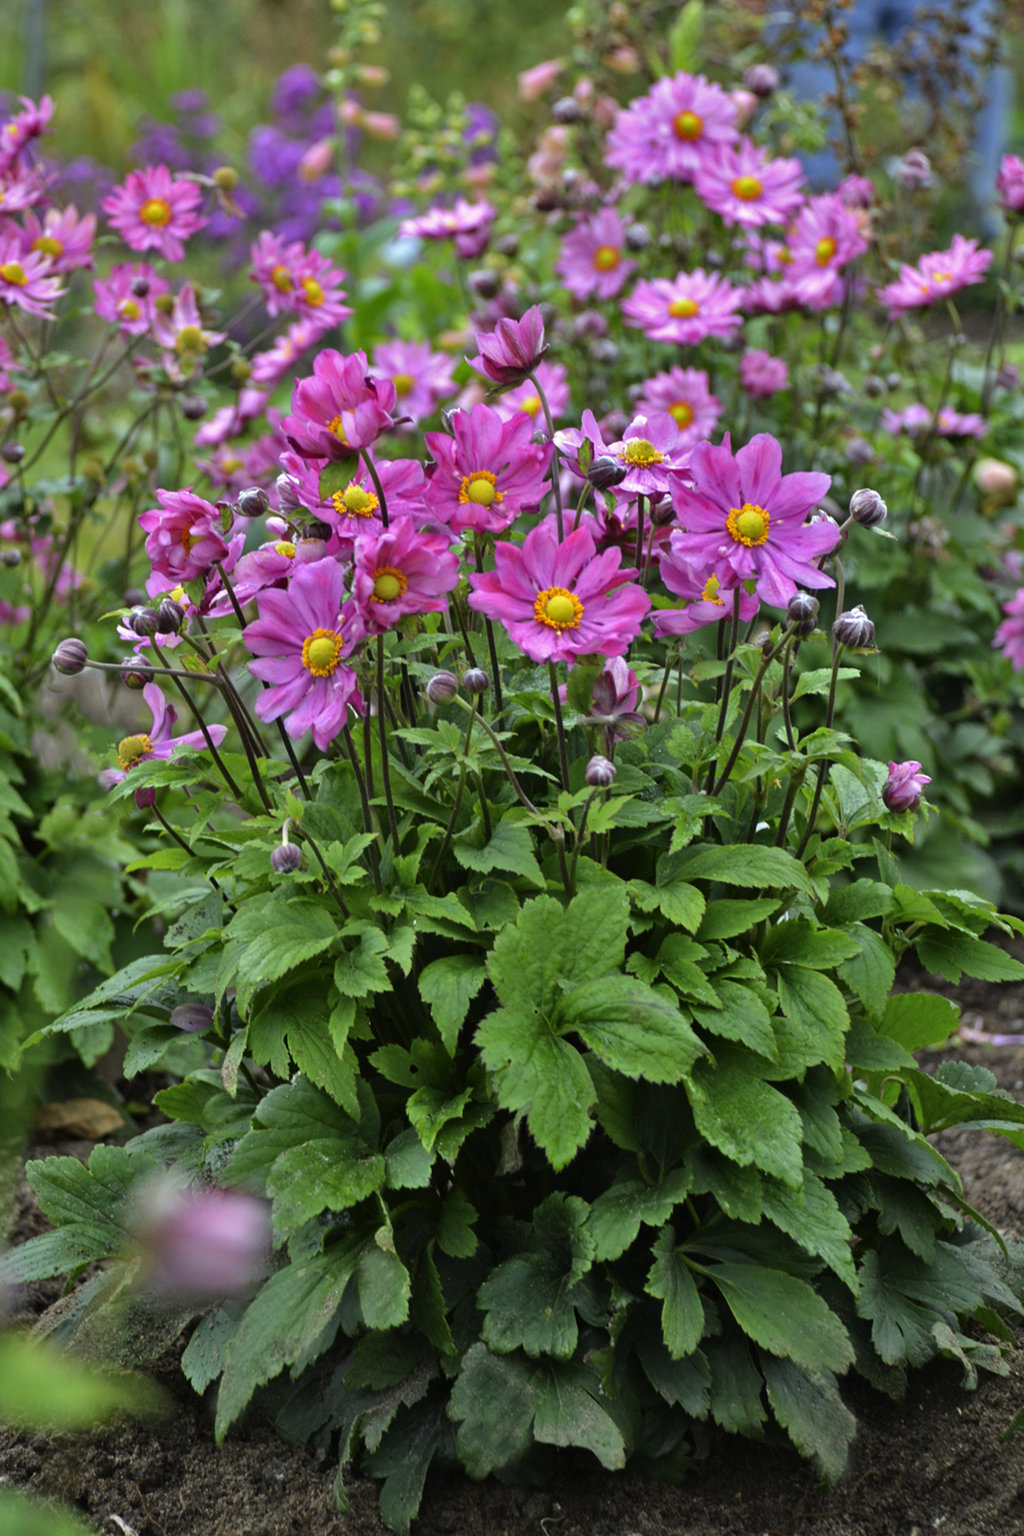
left=333, top=923, right=390, bottom=999
left=761, top=1357, right=856, bottom=1481
left=249, top=988, right=358, bottom=1113
left=0, top=1488, right=96, bottom=1536
left=25, top=1145, right=150, bottom=1249
left=773, top=967, right=848, bottom=1074
left=267, top=1139, right=386, bottom=1242
left=709, top=1264, right=853, bottom=1374
left=697, top=898, right=779, bottom=941
left=915, top=930, right=1024, bottom=984
left=667, top=0, right=703, bottom=73
left=647, top=1225, right=704, bottom=1359
left=838, top=924, right=895, bottom=1020
left=449, top=1343, right=538, bottom=1477
left=224, top=896, right=339, bottom=1012
left=362, top=1398, right=442, bottom=1536
left=881, top=991, right=961, bottom=1052
left=823, top=880, right=895, bottom=925
left=760, top=921, right=860, bottom=970
left=0, top=1334, right=162, bottom=1429
left=451, top=816, right=544, bottom=885
left=532, top=1361, right=626, bottom=1469
left=479, top=1194, right=594, bottom=1359
left=417, top=954, right=487, bottom=1055
left=762, top=1171, right=858, bottom=1292
left=588, top=1169, right=692, bottom=1261
left=357, top=1238, right=411, bottom=1330
left=676, top=843, right=813, bottom=894
left=476, top=1009, right=595, bottom=1170
left=691, top=978, right=777, bottom=1059
left=687, top=1049, right=805, bottom=1189
left=181, top=1306, right=240, bottom=1394
left=706, top=1335, right=766, bottom=1435
left=436, top=1187, right=478, bottom=1258
left=486, top=885, right=629, bottom=1016
left=561, top=973, right=705, bottom=1082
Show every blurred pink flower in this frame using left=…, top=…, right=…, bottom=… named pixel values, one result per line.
left=635, top=366, right=721, bottom=449
left=740, top=349, right=789, bottom=399
left=0, top=239, right=64, bottom=319
left=695, top=138, right=805, bottom=229
left=372, top=338, right=458, bottom=426
left=995, top=588, right=1024, bottom=670
left=621, top=269, right=743, bottom=345
left=103, top=164, right=206, bottom=262
left=605, top=71, right=738, bottom=185
left=518, top=59, right=563, bottom=101
left=92, top=262, right=169, bottom=337
left=134, top=1177, right=270, bottom=1300
left=555, top=208, right=636, bottom=301
left=875, top=235, right=992, bottom=319
left=399, top=198, right=496, bottom=260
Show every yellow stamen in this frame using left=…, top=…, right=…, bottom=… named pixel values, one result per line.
left=301, top=277, right=324, bottom=307
left=668, top=296, right=699, bottom=318
left=619, top=438, right=664, bottom=468
left=140, top=197, right=172, bottom=227
left=274, top=540, right=296, bottom=557
left=32, top=235, right=63, bottom=258
left=271, top=264, right=293, bottom=292
left=392, top=372, right=414, bottom=397
left=301, top=627, right=344, bottom=677
left=118, top=298, right=141, bottom=321
left=814, top=236, right=837, bottom=266
left=669, top=400, right=694, bottom=428
left=534, top=586, right=583, bottom=630
left=458, top=470, right=502, bottom=507
left=726, top=501, right=770, bottom=546
left=592, top=244, right=621, bottom=272
left=117, top=733, right=153, bottom=771
left=673, top=110, right=703, bottom=141
left=372, top=565, right=408, bottom=602
left=700, top=572, right=724, bottom=606
left=175, top=324, right=205, bottom=355
left=0, top=261, right=26, bottom=286
left=326, top=414, right=349, bottom=445
left=731, top=175, right=763, bottom=201
left=518, top=393, right=542, bottom=417
left=333, top=483, right=379, bottom=518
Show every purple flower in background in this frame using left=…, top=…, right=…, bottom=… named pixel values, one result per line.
left=372, top=338, right=458, bottom=426
left=134, top=1176, right=271, bottom=1300
left=994, top=588, right=1024, bottom=670
left=399, top=197, right=496, bottom=259
left=556, top=208, right=636, bottom=301
left=621, top=270, right=744, bottom=345
left=740, top=349, right=789, bottom=399
left=636, top=366, right=721, bottom=449
left=881, top=761, right=931, bottom=813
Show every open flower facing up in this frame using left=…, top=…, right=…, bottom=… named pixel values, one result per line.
left=468, top=517, right=650, bottom=663
left=282, top=349, right=397, bottom=462
left=244, top=558, right=363, bottom=751
left=399, top=197, right=496, bottom=259
left=350, top=517, right=460, bottom=636
left=372, top=339, right=458, bottom=427
left=875, top=235, right=992, bottom=319
left=695, top=138, right=805, bottom=229
left=0, top=238, right=65, bottom=319
left=101, top=681, right=228, bottom=809
left=424, top=403, right=552, bottom=536
left=555, top=208, right=636, bottom=301
left=621, top=270, right=744, bottom=346
left=556, top=409, right=693, bottom=504
left=249, top=230, right=351, bottom=328
left=881, top=760, right=931, bottom=813
left=671, top=432, right=836, bottom=607
left=605, top=70, right=739, bottom=185
left=785, top=192, right=868, bottom=308
left=102, top=164, right=206, bottom=262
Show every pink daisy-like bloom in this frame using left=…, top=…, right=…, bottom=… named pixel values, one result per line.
left=555, top=207, right=636, bottom=301
left=223, top=535, right=333, bottom=608
left=249, top=319, right=325, bottom=389
left=695, top=138, right=805, bottom=230
left=193, top=388, right=268, bottom=450
left=92, top=262, right=170, bottom=338
left=372, top=339, right=458, bottom=426
left=20, top=206, right=96, bottom=274
left=468, top=517, right=651, bottom=664
left=0, top=238, right=64, bottom=319
left=621, top=269, right=744, bottom=346
left=491, top=361, right=570, bottom=426
left=635, top=366, right=721, bottom=450
left=740, top=349, right=789, bottom=399
left=605, top=71, right=739, bottom=185
left=399, top=198, right=497, bottom=260
left=995, top=588, right=1024, bottom=670
left=151, top=283, right=226, bottom=380
left=350, top=517, right=460, bottom=636
left=102, top=164, right=206, bottom=263
left=0, top=95, right=54, bottom=172
left=0, top=161, right=45, bottom=213
left=670, top=433, right=836, bottom=608
left=249, top=231, right=350, bottom=328
left=881, top=760, right=931, bottom=813
left=785, top=192, right=868, bottom=308
left=282, top=349, right=397, bottom=463
left=997, top=154, right=1024, bottom=216
left=875, top=235, right=993, bottom=319
left=138, top=487, right=234, bottom=588
left=244, top=559, right=363, bottom=751
left=653, top=541, right=761, bottom=638
left=880, top=402, right=988, bottom=440
left=101, top=682, right=228, bottom=809
left=424, top=403, right=552, bottom=536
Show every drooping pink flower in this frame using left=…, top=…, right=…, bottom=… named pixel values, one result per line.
left=468, top=517, right=650, bottom=663
left=621, top=269, right=744, bottom=345
left=881, top=760, right=931, bottom=813
left=102, top=164, right=206, bottom=263
left=0, top=239, right=64, bottom=319
left=249, top=230, right=351, bottom=327
left=350, top=517, right=460, bottom=636
left=555, top=207, right=636, bottom=301
left=997, top=154, right=1024, bottom=215
left=282, top=349, right=397, bottom=462
left=635, top=366, right=721, bottom=449
left=875, top=235, right=993, bottom=318
left=472, top=305, right=548, bottom=387
left=101, top=681, right=228, bottom=808
left=670, top=433, right=836, bottom=607
left=605, top=71, right=739, bottom=185
left=92, top=262, right=170, bottom=337
left=244, top=559, right=363, bottom=750
left=138, top=488, right=233, bottom=587
left=740, top=349, right=789, bottom=399
left=399, top=198, right=496, bottom=260
left=695, top=138, right=805, bottom=229
left=424, top=403, right=552, bottom=535
left=20, top=205, right=96, bottom=273
left=995, top=588, right=1024, bottom=670
left=653, top=542, right=761, bottom=638
left=583, top=656, right=647, bottom=742
left=372, top=338, right=458, bottom=426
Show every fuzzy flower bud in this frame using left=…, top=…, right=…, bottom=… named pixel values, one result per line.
left=236, top=486, right=270, bottom=519
left=462, top=667, right=490, bottom=695
left=896, top=147, right=932, bottom=189
left=120, top=657, right=154, bottom=690
left=973, top=457, right=1019, bottom=507
left=156, top=597, right=185, bottom=635
left=587, top=454, right=629, bottom=492
left=882, top=759, right=931, bottom=813
left=833, top=605, right=876, bottom=649
left=743, top=62, right=779, bottom=97
left=169, top=1003, right=215, bottom=1033
left=270, top=842, right=304, bottom=874
left=787, top=592, right=819, bottom=635
left=52, top=637, right=88, bottom=675
left=426, top=670, right=459, bottom=704
left=128, top=606, right=161, bottom=638
left=1, top=548, right=21, bottom=568
left=585, top=755, right=616, bottom=787
left=849, top=488, right=887, bottom=528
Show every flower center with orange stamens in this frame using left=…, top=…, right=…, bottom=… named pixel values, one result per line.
left=333, top=483, right=379, bottom=518
left=140, top=198, right=172, bottom=226
left=372, top=565, right=408, bottom=602
left=815, top=236, right=838, bottom=266
left=726, top=501, right=770, bottom=546
left=220, top=455, right=243, bottom=473
left=593, top=244, right=621, bottom=271
left=619, top=438, right=664, bottom=468
left=271, top=264, right=293, bottom=292
left=274, top=540, right=296, bottom=557
left=180, top=528, right=194, bottom=553
left=301, top=627, right=344, bottom=677
left=673, top=110, right=703, bottom=141
left=32, top=235, right=63, bottom=258
left=117, top=733, right=153, bottom=771
left=0, top=261, right=26, bottom=286
left=670, top=400, right=694, bottom=428
left=668, top=296, right=699, bottom=318
left=534, top=586, right=583, bottom=630
left=392, top=372, right=414, bottom=397
left=701, top=572, right=724, bottom=606
left=326, top=414, right=350, bottom=444
left=458, top=470, right=502, bottom=507
left=301, top=277, right=323, bottom=307
left=731, top=175, right=763, bottom=201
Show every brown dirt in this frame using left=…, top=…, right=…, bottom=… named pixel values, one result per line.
left=6, top=1008, right=1024, bottom=1536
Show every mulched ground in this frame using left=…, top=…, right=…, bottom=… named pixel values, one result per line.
left=5, top=985, right=1024, bottom=1536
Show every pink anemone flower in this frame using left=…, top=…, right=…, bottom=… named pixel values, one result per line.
left=101, top=682, right=228, bottom=809
left=621, top=270, right=744, bottom=345
left=138, top=488, right=235, bottom=588
left=350, top=517, right=460, bottom=636
left=0, top=240, right=64, bottom=319
left=102, top=164, right=206, bottom=263
left=556, top=208, right=636, bottom=301
left=605, top=71, right=739, bottom=185
left=282, top=349, right=397, bottom=463
left=695, top=138, right=805, bottom=229
left=875, top=235, right=992, bottom=319
left=635, top=367, right=721, bottom=449
left=424, top=403, right=552, bottom=536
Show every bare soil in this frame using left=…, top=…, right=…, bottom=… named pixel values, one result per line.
left=6, top=984, right=1024, bottom=1536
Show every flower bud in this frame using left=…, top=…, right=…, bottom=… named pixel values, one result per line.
left=586, top=755, right=616, bottom=788
left=896, top=147, right=932, bottom=189
left=426, top=670, right=459, bottom=704
left=787, top=591, right=819, bottom=635
left=1, top=440, right=24, bottom=464
left=170, top=1003, right=215, bottom=1033
left=590, top=339, right=619, bottom=367
left=128, top=606, right=161, bottom=638
left=468, top=268, right=500, bottom=300
left=156, top=597, right=185, bottom=635
left=270, top=843, right=304, bottom=874
left=53, top=637, right=88, bottom=675
left=180, top=394, right=208, bottom=421
left=833, top=604, right=876, bottom=649
left=212, top=165, right=239, bottom=191
left=495, top=234, right=519, bottom=258
left=236, top=486, right=270, bottom=518
left=130, top=276, right=151, bottom=298
left=743, top=62, right=779, bottom=96
left=133, top=1176, right=270, bottom=1301
left=585, top=454, right=628, bottom=492
left=882, top=759, right=930, bottom=813
left=552, top=95, right=583, bottom=124
left=624, top=222, right=652, bottom=251
left=462, top=667, right=490, bottom=695
left=973, top=457, right=1018, bottom=506
left=120, top=657, right=154, bottom=689
left=863, top=374, right=886, bottom=398
left=1, top=547, right=19, bottom=567
left=849, top=488, right=887, bottom=527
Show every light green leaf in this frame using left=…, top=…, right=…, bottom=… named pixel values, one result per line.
left=676, top=843, right=813, bottom=894
left=417, top=954, right=487, bottom=1055
left=882, top=991, right=961, bottom=1053
left=697, top=898, right=780, bottom=941
left=476, top=1009, right=595, bottom=1170
left=647, top=1225, right=704, bottom=1358
left=562, top=973, right=704, bottom=1082
left=451, top=816, right=544, bottom=885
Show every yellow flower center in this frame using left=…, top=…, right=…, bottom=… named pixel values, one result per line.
left=518, top=393, right=542, bottom=417
left=118, top=298, right=141, bottom=321
left=726, top=501, right=770, bottom=546
left=593, top=244, right=621, bottom=272
left=301, top=627, right=344, bottom=677
left=0, top=261, right=26, bottom=286
left=220, top=455, right=243, bottom=473
left=700, top=572, right=724, bottom=606
left=117, top=733, right=153, bottom=771
left=815, top=236, right=838, bottom=266
left=180, top=528, right=194, bottom=553
left=392, top=372, right=414, bottom=396
left=301, top=277, right=324, bottom=307
left=670, top=400, right=694, bottom=428
left=372, top=565, right=409, bottom=602
left=140, top=197, right=172, bottom=227
left=731, top=175, right=763, bottom=202
left=619, top=437, right=664, bottom=468
left=274, top=540, right=296, bottom=557
left=673, top=110, right=703, bottom=141
left=534, top=586, right=583, bottom=630
left=668, top=296, right=699, bottom=318
left=459, top=470, right=502, bottom=507
left=333, top=483, right=379, bottom=518
left=175, top=324, right=205, bottom=354
left=32, top=235, right=63, bottom=258
left=271, top=264, right=293, bottom=292
left=326, top=414, right=349, bottom=444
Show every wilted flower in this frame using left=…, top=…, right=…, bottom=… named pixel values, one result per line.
left=882, top=760, right=931, bottom=813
